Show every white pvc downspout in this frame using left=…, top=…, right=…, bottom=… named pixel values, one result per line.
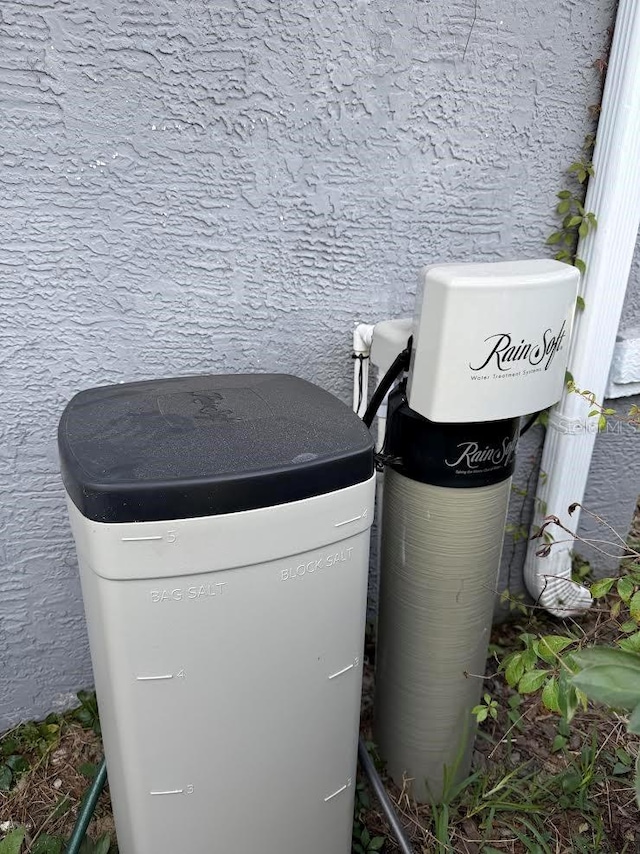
left=524, top=0, right=640, bottom=616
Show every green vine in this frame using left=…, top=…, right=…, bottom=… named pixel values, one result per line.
left=546, top=137, right=598, bottom=289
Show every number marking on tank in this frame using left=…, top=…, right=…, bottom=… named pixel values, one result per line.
left=136, top=674, right=173, bottom=681
left=334, top=514, right=362, bottom=528
left=121, top=535, right=163, bottom=542
left=150, top=784, right=193, bottom=796
left=329, top=662, right=356, bottom=680
left=324, top=778, right=352, bottom=803
left=334, top=508, right=369, bottom=528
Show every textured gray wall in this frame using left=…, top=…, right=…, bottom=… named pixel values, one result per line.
left=619, top=238, right=640, bottom=330
left=0, top=0, right=615, bottom=729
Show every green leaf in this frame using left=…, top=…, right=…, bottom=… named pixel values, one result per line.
left=590, top=577, right=615, bottom=598
left=0, top=828, right=26, bottom=854
left=558, top=672, right=580, bottom=722
left=574, top=257, right=586, bottom=275
left=619, top=633, right=640, bottom=654
left=1, top=738, right=19, bottom=758
left=557, top=199, right=571, bottom=215
left=635, top=753, right=640, bottom=808
left=620, top=620, right=638, bottom=634
left=518, top=669, right=549, bottom=694
left=572, top=646, right=640, bottom=669
left=614, top=761, right=631, bottom=774
left=566, top=215, right=583, bottom=227
left=4, top=755, right=28, bottom=774
left=369, top=837, right=386, bottom=851
left=93, top=835, right=112, bottom=854
left=562, top=652, right=581, bottom=674
left=546, top=231, right=564, bottom=245
left=552, top=734, right=567, bottom=752
left=598, top=414, right=607, bottom=431
left=616, top=746, right=633, bottom=765
left=504, top=653, right=525, bottom=687
left=576, top=295, right=585, bottom=310
left=537, top=635, right=574, bottom=664
left=618, top=577, right=635, bottom=604
left=573, top=665, right=640, bottom=710
left=32, top=835, right=63, bottom=854
left=578, top=221, right=589, bottom=239
left=0, top=764, right=12, bottom=791
left=627, top=704, right=640, bottom=735
left=557, top=190, right=572, bottom=199
left=630, top=591, right=640, bottom=621
left=49, top=796, right=72, bottom=821
left=542, top=676, right=561, bottom=713
left=576, top=686, right=589, bottom=711
left=78, top=762, right=98, bottom=779
left=521, top=646, right=538, bottom=669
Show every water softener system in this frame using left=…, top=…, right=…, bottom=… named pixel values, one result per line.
left=373, top=259, right=579, bottom=802
left=58, top=258, right=578, bottom=853
left=58, top=374, right=375, bottom=854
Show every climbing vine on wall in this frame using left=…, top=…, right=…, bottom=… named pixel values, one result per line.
left=546, top=136, right=598, bottom=286
left=545, top=30, right=612, bottom=296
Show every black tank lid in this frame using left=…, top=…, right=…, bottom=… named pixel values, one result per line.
left=58, top=373, right=374, bottom=523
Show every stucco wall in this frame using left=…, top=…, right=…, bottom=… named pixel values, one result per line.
left=0, top=0, right=615, bottom=729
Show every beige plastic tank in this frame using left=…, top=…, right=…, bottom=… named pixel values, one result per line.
left=59, top=373, right=375, bottom=854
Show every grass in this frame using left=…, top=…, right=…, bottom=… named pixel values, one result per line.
left=356, top=606, right=640, bottom=853
left=0, top=703, right=115, bottom=853
left=2, top=606, right=640, bottom=853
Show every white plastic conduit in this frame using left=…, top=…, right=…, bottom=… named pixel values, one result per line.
left=524, top=0, right=640, bottom=616
left=353, top=323, right=375, bottom=418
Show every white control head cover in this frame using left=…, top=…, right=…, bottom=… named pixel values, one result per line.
left=406, top=259, right=579, bottom=423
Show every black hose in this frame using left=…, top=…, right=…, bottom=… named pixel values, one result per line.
left=362, top=340, right=412, bottom=428
left=357, top=737, right=415, bottom=854
left=519, top=411, right=541, bottom=437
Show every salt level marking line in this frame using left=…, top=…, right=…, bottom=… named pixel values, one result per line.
left=121, top=535, right=163, bottom=542
left=328, top=664, right=355, bottom=680
left=334, top=514, right=362, bottom=528
left=136, top=675, right=173, bottom=681
left=150, top=789, right=183, bottom=796
left=324, top=784, right=348, bottom=803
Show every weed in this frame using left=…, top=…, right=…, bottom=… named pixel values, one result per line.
left=0, top=829, right=116, bottom=854
left=0, top=716, right=61, bottom=792
left=72, top=692, right=101, bottom=736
